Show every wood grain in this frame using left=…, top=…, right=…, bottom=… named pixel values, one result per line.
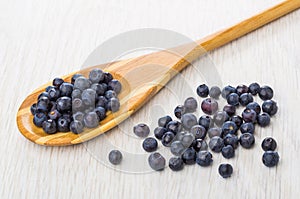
left=16, top=0, right=300, bottom=146
left=1, top=0, right=300, bottom=198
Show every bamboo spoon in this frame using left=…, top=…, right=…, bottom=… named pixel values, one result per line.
left=17, top=0, right=300, bottom=146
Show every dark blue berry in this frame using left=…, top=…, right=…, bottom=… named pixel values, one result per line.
left=213, top=111, right=229, bottom=127
left=56, top=97, right=72, bottom=113
left=248, top=83, right=260, bottom=95
left=30, top=103, right=37, bottom=115
left=236, top=84, right=249, bottom=96
left=181, top=148, right=196, bottom=165
left=208, top=127, right=222, bottom=138
left=107, top=97, right=120, bottom=112
left=223, top=134, right=239, bottom=149
left=72, top=89, right=82, bottom=99
left=169, top=157, right=184, bottom=171
left=71, top=74, right=83, bottom=85
left=190, top=125, right=206, bottom=140
left=59, top=83, right=73, bottom=97
left=198, top=115, right=213, bottom=130
left=209, top=136, right=224, bottom=153
left=108, top=79, right=122, bottom=94
left=72, top=98, right=85, bottom=113
left=239, top=93, right=253, bottom=106
left=191, top=139, right=208, bottom=152
left=166, top=121, right=182, bottom=134
left=108, top=150, right=122, bottom=165
left=33, top=112, right=48, bottom=127
left=221, top=85, right=236, bottom=99
left=221, top=121, right=238, bottom=137
left=261, top=137, right=277, bottom=151
left=246, top=102, right=261, bottom=115
left=196, top=84, right=209, bottom=98
left=48, top=109, right=61, bottom=120
left=262, top=100, right=278, bottom=116
left=36, top=100, right=49, bottom=113
left=209, top=86, right=221, bottom=99
left=148, top=152, right=166, bottom=171
left=158, top=115, right=172, bottom=128
left=240, top=122, right=255, bottom=134
left=230, top=115, right=243, bottom=128
left=89, top=69, right=104, bottom=83
left=103, top=72, right=113, bottom=84
left=181, top=113, right=197, bottom=130
left=184, top=97, right=198, bottom=112
left=223, top=104, right=236, bottom=116
left=74, top=77, right=91, bottom=91
left=133, top=123, right=150, bottom=138
left=46, top=86, right=55, bottom=92
left=161, top=131, right=175, bottom=147
left=82, top=89, right=97, bottom=107
left=142, top=137, right=158, bottom=152
left=218, top=164, right=233, bottom=178
left=227, top=93, right=239, bottom=106
left=57, top=117, right=70, bottom=132
left=94, top=106, right=106, bottom=121
left=38, top=92, right=49, bottom=100
left=53, top=78, right=64, bottom=88
left=72, top=111, right=84, bottom=123
left=257, top=113, right=271, bottom=127
left=242, top=108, right=257, bottom=123
left=91, top=83, right=105, bottom=96
left=262, top=151, right=279, bottom=167
left=70, top=120, right=84, bottom=134
left=174, top=105, right=186, bottom=119
left=259, top=86, right=273, bottom=100
left=196, top=151, right=213, bottom=166
left=42, top=119, right=57, bottom=134
left=154, top=127, right=167, bottom=140
left=96, top=96, right=108, bottom=109
left=239, top=133, right=255, bottom=149
left=84, top=112, right=99, bottom=128
left=48, top=88, right=61, bottom=101
left=221, top=145, right=235, bottom=159
left=201, top=98, right=218, bottom=115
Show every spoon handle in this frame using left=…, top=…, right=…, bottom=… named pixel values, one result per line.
left=173, top=0, right=300, bottom=72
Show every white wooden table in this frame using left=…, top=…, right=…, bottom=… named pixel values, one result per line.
left=1, top=0, right=300, bottom=198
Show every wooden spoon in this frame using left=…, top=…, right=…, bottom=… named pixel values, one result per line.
left=17, top=0, right=300, bottom=146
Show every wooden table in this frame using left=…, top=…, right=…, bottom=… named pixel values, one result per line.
left=1, top=0, right=299, bottom=198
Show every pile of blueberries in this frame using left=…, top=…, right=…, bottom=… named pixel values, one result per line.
left=108, top=83, right=279, bottom=178
left=30, top=69, right=121, bottom=134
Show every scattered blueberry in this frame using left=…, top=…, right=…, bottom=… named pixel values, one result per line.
left=261, top=137, right=277, bottom=151
left=223, top=134, right=239, bottom=149
left=174, top=105, right=186, bottom=119
left=181, top=113, right=198, bottom=130
left=184, top=97, right=198, bottom=112
left=196, top=151, right=213, bottom=166
left=209, top=86, right=221, bottom=99
left=257, top=113, right=271, bottom=127
left=158, top=115, right=172, bottom=128
left=154, top=127, right=167, bottom=140
left=227, top=93, right=239, bottom=106
left=169, top=157, right=184, bottom=171
left=170, top=141, right=186, bottom=156
left=133, top=123, right=150, bottom=138
left=248, top=83, right=260, bottom=95
left=161, top=131, right=175, bottom=147
left=201, top=98, right=218, bottom=115
left=143, top=137, right=158, bottom=152
left=213, top=111, right=229, bottom=127
left=190, top=125, right=207, bottom=140
left=108, top=150, right=122, bottom=165
left=259, top=86, right=274, bottom=100
left=221, top=121, right=238, bottom=137
left=222, top=145, right=235, bottom=159
left=240, top=122, right=255, bottom=134
left=262, top=151, right=279, bottom=167
left=239, top=93, right=253, bottom=106
left=198, top=115, right=213, bottom=130
left=242, top=108, right=257, bottom=123
left=148, top=152, right=166, bottom=171
left=221, top=85, right=236, bottom=99
left=181, top=148, right=196, bottom=165
left=230, top=115, right=243, bottom=128
left=191, top=139, right=208, bottom=152
left=246, top=102, right=261, bottom=115
left=262, top=100, right=278, bottom=116
left=239, top=133, right=255, bottom=149
left=209, top=136, right=224, bottom=153
left=196, top=84, right=209, bottom=98
left=236, top=84, right=249, bottom=96
left=223, top=104, right=236, bottom=116
left=166, top=121, right=182, bottom=134
left=218, top=164, right=233, bottom=178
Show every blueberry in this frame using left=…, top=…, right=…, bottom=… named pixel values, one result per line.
left=56, top=97, right=72, bottom=113
left=240, top=122, right=255, bottom=134
left=259, top=86, right=273, bottom=100
left=223, top=104, right=236, bottom=116
left=181, top=148, right=196, bottom=165
left=57, top=117, right=70, bottom=132
left=103, top=72, right=113, bottom=84
left=249, top=83, right=260, bottom=95
left=262, top=151, right=279, bottom=167
left=209, top=136, right=224, bottom=153
left=38, top=96, right=50, bottom=104
left=72, top=98, right=85, bottom=113
left=174, top=105, right=186, bottom=119
left=33, top=112, right=48, bottom=127
left=101, top=83, right=108, bottom=92
left=148, top=152, right=166, bottom=171
left=38, top=92, right=49, bottom=100
left=71, top=74, right=83, bottom=85
left=48, top=88, right=61, bottom=101
left=239, top=133, right=255, bottom=149
left=221, top=121, right=238, bottom=137
left=166, top=121, right=182, bottom=134
left=227, top=93, right=239, bottom=106
left=221, top=85, right=236, bottom=99
left=181, top=113, right=197, bottom=130
left=108, top=79, right=122, bottom=94
left=62, top=113, right=72, bottom=123
left=133, top=123, right=150, bottom=137
left=209, top=86, right=221, bottom=99
left=82, top=89, right=97, bottom=107
left=107, top=97, right=120, bottom=112
left=213, top=111, right=229, bottom=127
left=48, top=109, right=61, bottom=120
left=89, top=68, right=104, bottom=83
left=94, top=106, right=106, bottom=121
left=239, top=93, right=253, bottom=106
left=84, top=112, right=99, bottom=128
left=190, top=125, right=207, bottom=140
left=261, top=137, right=277, bottom=151
left=46, top=86, right=55, bottom=92
left=72, top=89, right=82, bottom=99
left=72, top=111, right=84, bottom=123
left=198, top=115, right=213, bottom=130
left=246, top=102, right=261, bottom=115
left=91, top=83, right=105, bottom=96
left=36, top=100, right=49, bottom=113
left=196, top=151, right=213, bottom=167
left=196, top=84, right=209, bottom=97
left=59, top=83, right=73, bottom=97
left=170, top=141, right=186, bottom=156
left=179, top=133, right=195, bottom=147
left=158, top=115, right=172, bottom=128
left=257, top=113, right=271, bottom=127
left=236, top=84, right=249, bottom=96
left=30, top=103, right=37, bottom=115
left=207, top=127, right=222, bottom=138
left=70, top=120, right=84, bottom=134
left=242, top=108, right=257, bottom=123
left=161, top=132, right=175, bottom=147
left=142, top=137, right=158, bottom=152
left=184, top=97, right=198, bottom=112
left=108, top=150, right=122, bottom=165
left=42, top=119, right=57, bottom=134
left=191, top=139, right=208, bottom=152
left=230, top=115, right=243, bottom=127
left=262, top=100, right=278, bottom=116
left=53, top=78, right=64, bottom=88
left=218, top=164, right=233, bottom=178
left=154, top=127, right=167, bottom=140
left=201, top=98, right=218, bottom=115
left=223, top=134, right=239, bottom=149
left=169, top=157, right=184, bottom=171
left=96, top=96, right=108, bottom=108
left=221, top=145, right=235, bottom=159
left=74, top=77, right=91, bottom=91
